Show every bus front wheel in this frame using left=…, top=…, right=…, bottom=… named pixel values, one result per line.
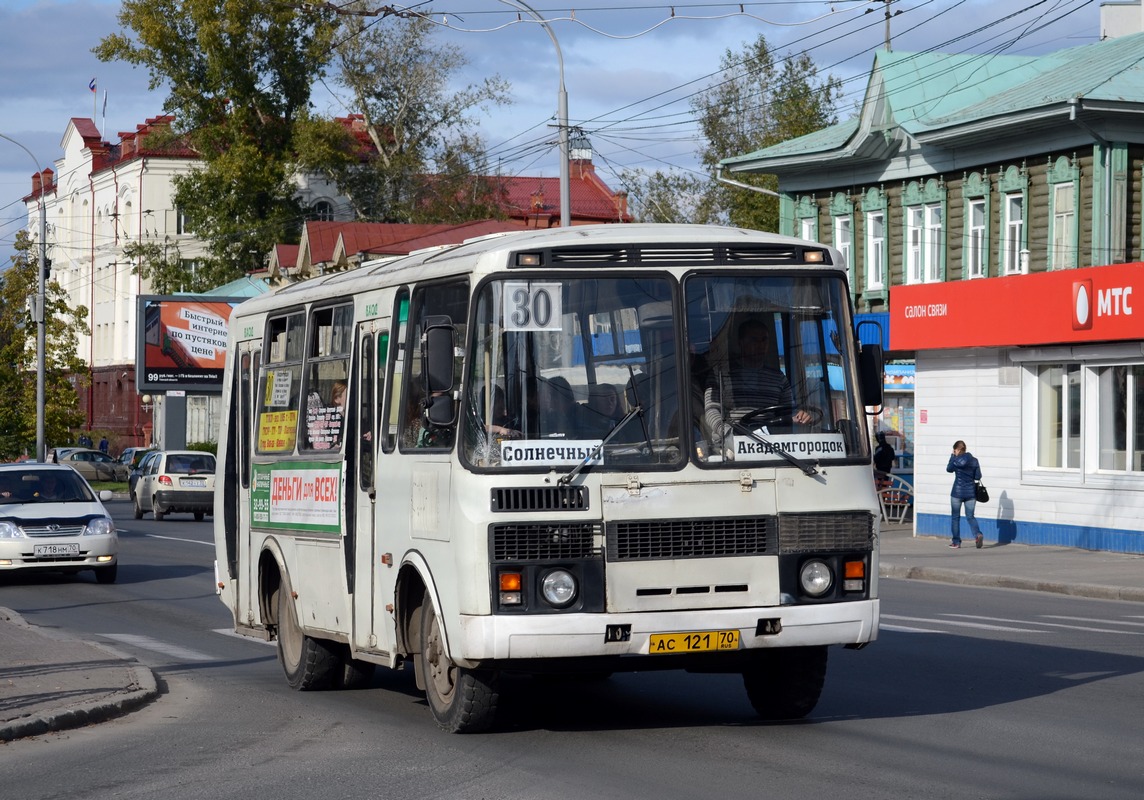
left=742, top=645, right=828, bottom=720
left=276, top=584, right=338, bottom=691
left=419, top=594, right=499, bottom=733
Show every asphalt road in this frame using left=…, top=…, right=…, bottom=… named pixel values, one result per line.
left=2, top=502, right=1143, bottom=799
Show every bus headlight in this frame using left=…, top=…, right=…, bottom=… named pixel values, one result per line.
left=799, top=560, right=833, bottom=597
left=540, top=569, right=577, bottom=608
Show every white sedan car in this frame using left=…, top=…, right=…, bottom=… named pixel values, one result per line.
left=0, top=463, right=118, bottom=583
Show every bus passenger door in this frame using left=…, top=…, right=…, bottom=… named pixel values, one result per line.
left=351, top=322, right=388, bottom=654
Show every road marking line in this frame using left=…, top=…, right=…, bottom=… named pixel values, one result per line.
left=1041, top=615, right=1144, bottom=629
left=145, top=534, right=213, bottom=546
left=212, top=628, right=275, bottom=647
left=943, top=613, right=1144, bottom=635
left=883, top=614, right=1045, bottom=633
left=881, top=624, right=950, bottom=634
left=100, top=633, right=214, bottom=661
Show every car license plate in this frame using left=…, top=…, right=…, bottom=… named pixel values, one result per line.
left=649, top=629, right=740, bottom=654
left=34, top=543, right=80, bottom=558
left=182, top=479, right=206, bottom=487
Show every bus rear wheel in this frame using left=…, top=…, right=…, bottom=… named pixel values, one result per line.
left=276, top=583, right=338, bottom=691
left=419, top=594, right=498, bottom=733
left=742, top=645, right=828, bottom=720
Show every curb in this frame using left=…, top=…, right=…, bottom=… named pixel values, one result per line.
left=879, top=564, right=1144, bottom=603
left=0, top=610, right=160, bottom=743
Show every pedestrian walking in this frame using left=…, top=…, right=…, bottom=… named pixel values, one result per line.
left=873, top=431, right=895, bottom=490
left=946, top=439, right=983, bottom=549
left=98, top=436, right=109, bottom=454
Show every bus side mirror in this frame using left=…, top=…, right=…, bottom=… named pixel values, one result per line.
left=422, top=317, right=457, bottom=426
left=858, top=342, right=884, bottom=409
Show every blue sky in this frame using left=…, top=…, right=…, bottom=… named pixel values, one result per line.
left=0, top=0, right=1104, bottom=265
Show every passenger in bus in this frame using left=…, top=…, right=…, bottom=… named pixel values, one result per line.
left=481, top=386, right=521, bottom=440
left=704, top=319, right=811, bottom=454
left=331, top=380, right=347, bottom=409
left=538, top=376, right=589, bottom=438
left=585, top=383, right=623, bottom=436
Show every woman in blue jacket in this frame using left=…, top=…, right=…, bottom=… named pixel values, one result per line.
left=946, top=440, right=983, bottom=549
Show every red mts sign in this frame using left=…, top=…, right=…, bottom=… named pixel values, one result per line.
left=889, top=263, right=1144, bottom=350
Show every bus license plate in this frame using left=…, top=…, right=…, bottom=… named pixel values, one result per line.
left=649, top=629, right=740, bottom=654
left=34, top=543, right=79, bottom=558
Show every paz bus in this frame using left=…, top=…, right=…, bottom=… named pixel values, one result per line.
left=213, top=224, right=884, bottom=733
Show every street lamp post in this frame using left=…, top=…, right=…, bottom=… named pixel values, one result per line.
left=0, top=133, right=48, bottom=462
left=499, top=0, right=570, bottom=227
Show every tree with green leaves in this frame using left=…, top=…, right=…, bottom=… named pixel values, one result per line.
left=296, top=8, right=512, bottom=224
left=0, top=232, right=88, bottom=459
left=625, top=35, right=841, bottom=231
left=94, top=0, right=340, bottom=282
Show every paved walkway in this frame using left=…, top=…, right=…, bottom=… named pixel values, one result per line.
left=3, top=521, right=1142, bottom=741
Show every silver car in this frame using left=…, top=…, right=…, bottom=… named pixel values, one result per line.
left=0, top=463, right=118, bottom=583
left=132, top=450, right=216, bottom=521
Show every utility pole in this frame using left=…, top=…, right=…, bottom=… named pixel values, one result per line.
left=500, top=0, right=570, bottom=227
left=0, top=133, right=48, bottom=462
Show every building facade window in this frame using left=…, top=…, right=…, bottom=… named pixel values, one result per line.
left=1095, top=364, right=1144, bottom=472
left=1034, top=363, right=1081, bottom=469
left=310, top=200, right=335, bottom=221
left=1024, top=357, right=1144, bottom=480
left=866, top=210, right=885, bottom=291
left=962, top=171, right=990, bottom=279
left=830, top=192, right=854, bottom=290
left=794, top=194, right=818, bottom=243
left=967, top=199, right=986, bottom=278
left=1047, top=156, right=1080, bottom=270
left=862, top=186, right=887, bottom=296
left=902, top=178, right=945, bottom=285
left=998, top=165, right=1028, bottom=275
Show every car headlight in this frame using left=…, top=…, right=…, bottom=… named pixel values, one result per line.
left=0, top=521, right=25, bottom=539
left=799, top=559, right=833, bottom=597
left=540, top=569, right=577, bottom=608
left=85, top=517, right=115, bottom=537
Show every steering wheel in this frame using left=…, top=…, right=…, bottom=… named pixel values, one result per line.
left=739, top=404, right=824, bottom=428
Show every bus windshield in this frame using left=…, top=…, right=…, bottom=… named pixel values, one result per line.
left=463, top=275, right=682, bottom=470
left=462, top=271, right=868, bottom=471
left=685, top=273, right=868, bottom=465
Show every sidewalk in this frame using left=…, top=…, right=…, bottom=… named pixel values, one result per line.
left=0, top=607, right=158, bottom=742
left=3, top=523, right=1143, bottom=742
left=878, top=522, right=1144, bottom=602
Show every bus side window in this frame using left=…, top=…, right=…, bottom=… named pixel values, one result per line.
left=402, top=280, right=468, bottom=451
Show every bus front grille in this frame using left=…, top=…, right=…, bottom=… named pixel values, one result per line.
left=491, top=486, right=588, bottom=512
left=491, top=523, right=602, bottom=562
left=606, top=516, right=776, bottom=561
left=777, top=512, right=875, bottom=553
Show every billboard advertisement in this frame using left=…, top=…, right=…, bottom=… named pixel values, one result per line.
left=135, top=295, right=247, bottom=393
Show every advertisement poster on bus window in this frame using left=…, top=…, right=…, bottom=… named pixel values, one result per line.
left=251, top=462, right=342, bottom=535
left=135, top=295, right=247, bottom=392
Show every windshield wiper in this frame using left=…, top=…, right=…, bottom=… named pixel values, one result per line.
left=557, top=402, right=644, bottom=486
left=729, top=419, right=819, bottom=477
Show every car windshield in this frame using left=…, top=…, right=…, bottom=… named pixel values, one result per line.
left=0, top=470, right=93, bottom=503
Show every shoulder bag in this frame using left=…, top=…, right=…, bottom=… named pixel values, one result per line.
left=974, top=481, right=989, bottom=503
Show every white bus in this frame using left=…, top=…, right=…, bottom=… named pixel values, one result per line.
left=213, top=224, right=885, bottom=732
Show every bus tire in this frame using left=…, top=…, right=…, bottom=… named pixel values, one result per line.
left=335, top=648, right=376, bottom=690
left=419, top=593, right=498, bottom=733
left=742, top=645, right=828, bottom=721
left=276, top=584, right=338, bottom=691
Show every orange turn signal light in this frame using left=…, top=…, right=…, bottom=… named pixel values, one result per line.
left=844, top=560, right=865, bottom=579
left=499, top=572, right=522, bottom=592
